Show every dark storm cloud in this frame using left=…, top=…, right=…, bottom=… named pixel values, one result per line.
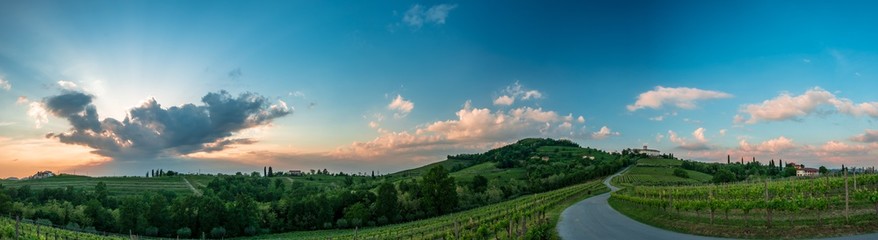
left=43, top=90, right=291, bottom=160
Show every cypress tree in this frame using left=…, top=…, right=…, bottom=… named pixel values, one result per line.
left=727, top=155, right=730, bottom=164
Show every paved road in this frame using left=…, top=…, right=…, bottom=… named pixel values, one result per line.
left=557, top=168, right=878, bottom=240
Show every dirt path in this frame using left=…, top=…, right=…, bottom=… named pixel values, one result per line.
left=182, top=177, right=202, bottom=196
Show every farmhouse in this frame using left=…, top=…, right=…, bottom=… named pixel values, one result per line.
left=633, top=146, right=661, bottom=156
left=29, top=171, right=55, bottom=179
left=288, top=170, right=303, bottom=176
left=797, top=168, right=819, bottom=177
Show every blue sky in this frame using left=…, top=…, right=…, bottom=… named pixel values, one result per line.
left=2, top=1, right=878, bottom=177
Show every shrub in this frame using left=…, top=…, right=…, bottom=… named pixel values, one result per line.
left=177, top=227, right=192, bottom=238
left=673, top=168, right=689, bottom=178
left=210, top=227, right=227, bottom=238
left=144, top=226, right=158, bottom=236
left=66, top=222, right=81, bottom=231
left=336, top=218, right=349, bottom=228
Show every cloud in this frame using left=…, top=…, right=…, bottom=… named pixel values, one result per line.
left=738, top=136, right=795, bottom=153
left=577, top=116, right=585, bottom=123
left=851, top=129, right=878, bottom=143
left=522, top=90, right=542, bottom=100
left=668, top=128, right=710, bottom=151
left=655, top=133, right=665, bottom=142
left=649, top=116, right=664, bottom=121
left=403, top=4, right=458, bottom=28
left=388, top=94, right=414, bottom=118
left=500, top=81, right=543, bottom=102
left=493, top=95, right=514, bottom=106
left=41, top=90, right=291, bottom=160
left=591, top=126, right=619, bottom=140
left=57, top=80, right=78, bottom=90
left=27, top=102, right=49, bottom=128
left=627, top=86, right=732, bottom=111
left=739, top=87, right=878, bottom=124
left=719, top=129, right=727, bottom=136
left=0, top=77, right=10, bottom=91
left=334, top=102, right=585, bottom=158
left=16, top=96, right=28, bottom=105
left=0, top=122, right=15, bottom=126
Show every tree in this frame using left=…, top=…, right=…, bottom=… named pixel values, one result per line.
left=177, top=227, right=192, bottom=238
left=145, top=193, right=170, bottom=234
left=783, top=166, right=797, bottom=177
left=343, top=202, right=369, bottom=227
left=673, top=168, right=689, bottom=178
left=819, top=166, right=829, bottom=175
left=471, top=175, right=489, bottom=193
left=268, top=167, right=273, bottom=177
left=118, top=196, right=149, bottom=234
left=374, top=182, right=399, bottom=222
left=727, top=155, right=730, bottom=164
left=264, top=166, right=267, bottom=177
left=421, top=166, right=458, bottom=215
left=95, top=182, right=109, bottom=206
left=712, top=169, right=735, bottom=183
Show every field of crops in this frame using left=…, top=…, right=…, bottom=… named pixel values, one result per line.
left=240, top=180, right=609, bottom=239
left=0, top=217, right=125, bottom=240
left=1, top=175, right=195, bottom=196
left=611, top=158, right=712, bottom=187
left=610, top=173, right=878, bottom=238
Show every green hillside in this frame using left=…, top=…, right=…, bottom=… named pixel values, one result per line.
left=612, top=158, right=713, bottom=186
left=1, top=174, right=195, bottom=196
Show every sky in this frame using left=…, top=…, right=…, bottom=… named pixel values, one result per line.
left=2, top=0, right=878, bottom=178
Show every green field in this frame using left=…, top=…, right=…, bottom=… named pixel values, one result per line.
left=387, top=158, right=472, bottom=178
left=0, top=217, right=125, bottom=240
left=1, top=175, right=195, bottom=196
left=237, top=180, right=609, bottom=240
left=612, top=158, right=712, bottom=186
left=449, top=162, right=526, bottom=182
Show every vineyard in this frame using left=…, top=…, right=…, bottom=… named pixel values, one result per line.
left=1, top=175, right=195, bottom=196
left=610, top=172, right=878, bottom=238
left=0, top=217, right=126, bottom=240
left=610, top=158, right=711, bottom=187
left=242, top=180, right=609, bottom=239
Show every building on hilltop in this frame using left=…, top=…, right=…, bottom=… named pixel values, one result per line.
left=288, top=170, right=303, bottom=176
left=797, top=167, right=819, bottom=177
left=29, top=171, right=55, bottom=179
left=633, top=145, right=661, bottom=156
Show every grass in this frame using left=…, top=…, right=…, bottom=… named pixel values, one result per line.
left=387, top=158, right=472, bottom=178
left=449, top=162, right=527, bottom=183
left=2, top=174, right=195, bottom=196
left=609, top=196, right=878, bottom=239
left=612, top=158, right=712, bottom=186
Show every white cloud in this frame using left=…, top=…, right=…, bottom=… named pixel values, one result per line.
left=627, top=86, right=732, bottom=111
left=592, top=126, right=619, bottom=140
left=668, top=128, right=710, bottom=151
left=0, top=77, right=10, bottom=91
left=693, top=127, right=707, bottom=142
left=289, top=91, right=306, bottom=99
left=388, top=94, right=414, bottom=118
left=27, top=102, right=48, bottom=128
left=403, top=4, right=458, bottom=28
left=425, top=4, right=458, bottom=24
left=563, top=114, right=574, bottom=122
left=493, top=95, right=514, bottom=106
left=57, top=80, right=78, bottom=90
left=740, top=87, right=878, bottom=124
left=368, top=121, right=380, bottom=129
left=655, top=133, right=665, bottom=142
left=0, top=122, right=15, bottom=126
left=577, top=116, right=585, bottom=123
left=522, top=90, right=542, bottom=100
left=335, top=102, right=587, bottom=158
left=16, top=96, right=28, bottom=105
left=649, top=116, right=664, bottom=121
left=498, top=81, right=543, bottom=103
left=739, top=136, right=795, bottom=153
left=719, top=129, right=727, bottom=136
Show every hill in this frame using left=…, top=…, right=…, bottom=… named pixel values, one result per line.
left=612, top=158, right=713, bottom=186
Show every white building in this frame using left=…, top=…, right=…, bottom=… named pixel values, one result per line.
left=797, top=168, right=819, bottom=177
left=633, top=146, right=661, bottom=156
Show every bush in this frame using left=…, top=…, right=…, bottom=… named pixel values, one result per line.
left=210, top=227, right=227, bottom=238
left=323, top=222, right=333, bottom=229
left=673, top=168, right=689, bottom=178
left=244, top=226, right=257, bottom=236
left=336, top=218, right=349, bottom=228
left=145, top=226, right=159, bottom=236
left=66, top=222, right=81, bottom=231
left=177, top=227, right=192, bottom=238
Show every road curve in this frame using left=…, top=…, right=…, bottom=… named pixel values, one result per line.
left=557, top=168, right=878, bottom=240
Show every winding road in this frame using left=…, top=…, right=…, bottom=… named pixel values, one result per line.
left=556, top=168, right=878, bottom=240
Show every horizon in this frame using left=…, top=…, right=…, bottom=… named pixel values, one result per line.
left=4, top=1, right=878, bottom=178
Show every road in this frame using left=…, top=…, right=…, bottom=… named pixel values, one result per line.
left=556, top=168, right=878, bottom=240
